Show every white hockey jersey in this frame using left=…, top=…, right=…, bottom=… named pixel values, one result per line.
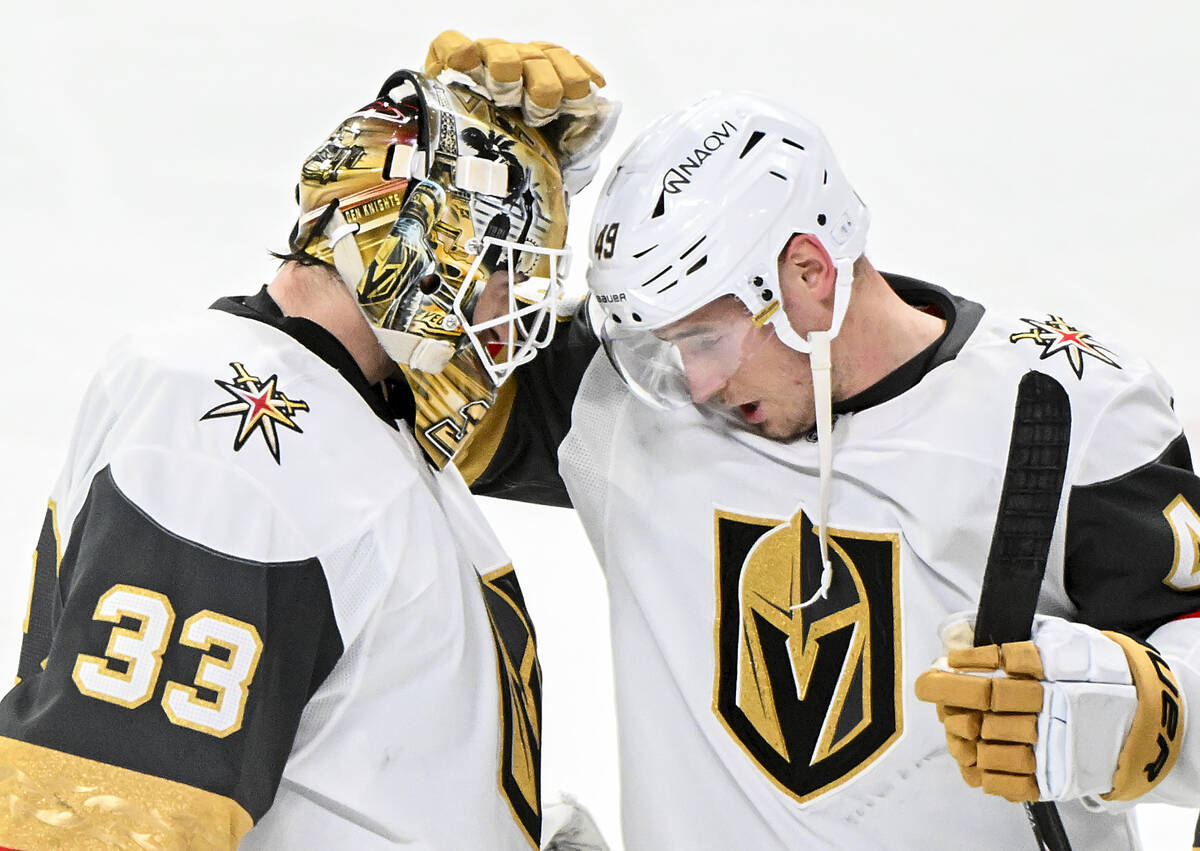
left=469, top=274, right=1200, bottom=849
left=0, top=291, right=543, bottom=850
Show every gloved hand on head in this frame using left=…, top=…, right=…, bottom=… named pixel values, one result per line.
left=425, top=30, right=619, bottom=195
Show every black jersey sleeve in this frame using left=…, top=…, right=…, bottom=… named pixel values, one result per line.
left=1065, top=432, right=1200, bottom=638
left=461, top=306, right=601, bottom=508
left=0, top=466, right=343, bottom=849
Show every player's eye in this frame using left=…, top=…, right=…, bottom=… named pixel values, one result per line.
left=693, top=334, right=726, bottom=354
left=678, top=332, right=718, bottom=351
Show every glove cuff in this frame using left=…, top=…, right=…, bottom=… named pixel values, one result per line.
left=1101, top=631, right=1184, bottom=800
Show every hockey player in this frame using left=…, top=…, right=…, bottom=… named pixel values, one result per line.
left=427, top=33, right=1200, bottom=849
left=0, top=68, right=608, bottom=849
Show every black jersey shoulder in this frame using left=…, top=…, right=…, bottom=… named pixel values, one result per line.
left=0, top=465, right=343, bottom=821
left=1066, top=433, right=1200, bottom=638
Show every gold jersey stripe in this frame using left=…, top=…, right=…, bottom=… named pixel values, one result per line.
left=0, top=736, right=252, bottom=851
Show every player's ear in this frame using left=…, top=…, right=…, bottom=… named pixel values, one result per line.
left=779, top=233, right=836, bottom=301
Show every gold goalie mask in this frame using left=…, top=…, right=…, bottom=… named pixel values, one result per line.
left=290, top=69, right=570, bottom=465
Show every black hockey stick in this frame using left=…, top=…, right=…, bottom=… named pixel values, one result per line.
left=974, top=370, right=1072, bottom=851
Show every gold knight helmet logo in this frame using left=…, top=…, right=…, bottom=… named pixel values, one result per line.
left=713, top=508, right=902, bottom=803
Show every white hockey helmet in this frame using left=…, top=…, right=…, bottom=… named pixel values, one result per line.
left=586, top=91, right=869, bottom=401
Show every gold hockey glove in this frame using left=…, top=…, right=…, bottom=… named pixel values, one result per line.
left=426, top=31, right=605, bottom=113
left=424, top=31, right=618, bottom=194
left=914, top=614, right=1183, bottom=803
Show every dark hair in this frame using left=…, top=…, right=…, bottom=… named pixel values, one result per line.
left=269, top=248, right=337, bottom=272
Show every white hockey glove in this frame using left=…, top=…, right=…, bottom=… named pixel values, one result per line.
left=540, top=795, right=610, bottom=851
left=425, top=31, right=620, bottom=195
left=914, top=613, right=1184, bottom=804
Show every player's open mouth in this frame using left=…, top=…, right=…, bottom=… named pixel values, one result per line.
left=739, top=401, right=766, bottom=424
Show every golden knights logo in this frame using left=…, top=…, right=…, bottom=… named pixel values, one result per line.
left=479, top=566, right=542, bottom=848
left=201, top=362, right=309, bottom=464
left=713, top=508, right=902, bottom=803
left=1009, top=315, right=1120, bottom=378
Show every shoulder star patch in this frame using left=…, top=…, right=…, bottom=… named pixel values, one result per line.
left=201, top=362, right=309, bottom=463
left=1009, top=315, right=1120, bottom=378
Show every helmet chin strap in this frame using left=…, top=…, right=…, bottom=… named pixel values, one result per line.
left=766, top=256, right=853, bottom=611
left=792, top=329, right=834, bottom=610
left=324, top=206, right=454, bottom=374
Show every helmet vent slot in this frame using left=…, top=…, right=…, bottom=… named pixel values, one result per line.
left=769, top=171, right=787, bottom=181
left=652, top=191, right=667, bottom=218
left=679, top=236, right=707, bottom=259
left=642, top=266, right=673, bottom=288
left=781, top=138, right=806, bottom=150
left=686, top=255, right=708, bottom=275
left=632, top=244, right=659, bottom=259
left=655, top=281, right=678, bottom=295
left=739, top=130, right=766, bottom=158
